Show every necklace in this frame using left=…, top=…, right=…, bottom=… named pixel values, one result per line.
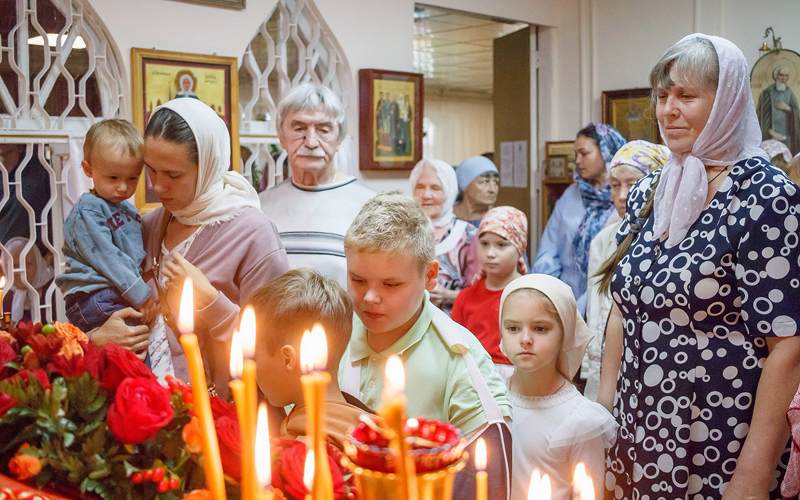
left=707, top=165, right=730, bottom=184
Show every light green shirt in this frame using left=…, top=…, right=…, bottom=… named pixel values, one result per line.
left=339, top=296, right=511, bottom=437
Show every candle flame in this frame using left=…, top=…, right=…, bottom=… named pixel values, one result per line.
left=300, top=323, right=328, bottom=373
left=0, top=276, right=5, bottom=289
left=475, top=437, right=487, bottom=471
left=384, top=355, right=405, bottom=397
left=229, top=330, right=243, bottom=379
left=255, top=402, right=271, bottom=488
left=303, top=447, right=315, bottom=492
left=177, top=278, right=194, bottom=334
left=240, top=306, right=257, bottom=358
left=527, top=470, right=552, bottom=500
left=573, top=463, right=594, bottom=500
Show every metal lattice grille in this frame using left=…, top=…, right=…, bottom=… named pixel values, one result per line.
left=0, top=0, right=126, bottom=324
left=238, top=0, right=353, bottom=192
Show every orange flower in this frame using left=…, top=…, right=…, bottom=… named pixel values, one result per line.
left=8, top=453, right=42, bottom=481
left=182, top=416, right=203, bottom=454
left=22, top=349, right=39, bottom=369
left=53, top=322, right=87, bottom=360
left=183, top=489, right=213, bottom=500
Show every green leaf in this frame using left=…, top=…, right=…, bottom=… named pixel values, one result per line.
left=80, top=477, right=112, bottom=499
left=63, top=432, right=75, bottom=447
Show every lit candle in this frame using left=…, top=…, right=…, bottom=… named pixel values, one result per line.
left=229, top=330, right=254, bottom=500
left=475, top=438, right=488, bottom=500
left=303, top=447, right=314, bottom=500
left=0, top=276, right=5, bottom=319
left=527, top=470, right=552, bottom=500
left=240, top=306, right=259, bottom=500
left=255, top=402, right=275, bottom=500
left=300, top=324, right=334, bottom=500
left=177, top=278, right=226, bottom=500
left=379, top=355, right=417, bottom=500
left=573, top=463, right=594, bottom=500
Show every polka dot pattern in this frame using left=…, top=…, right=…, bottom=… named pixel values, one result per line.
left=605, top=157, right=800, bottom=498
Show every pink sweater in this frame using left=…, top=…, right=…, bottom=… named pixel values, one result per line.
left=143, top=207, right=289, bottom=391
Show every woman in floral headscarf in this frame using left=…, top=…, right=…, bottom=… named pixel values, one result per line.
left=533, top=123, right=626, bottom=315
left=581, top=140, right=670, bottom=402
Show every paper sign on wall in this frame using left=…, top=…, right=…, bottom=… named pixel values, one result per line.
left=500, top=141, right=514, bottom=187
left=513, top=140, right=528, bottom=188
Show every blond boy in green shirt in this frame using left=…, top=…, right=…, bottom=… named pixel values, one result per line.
left=339, top=192, right=512, bottom=499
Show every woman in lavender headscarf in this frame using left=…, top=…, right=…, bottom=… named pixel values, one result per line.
left=600, top=34, right=800, bottom=499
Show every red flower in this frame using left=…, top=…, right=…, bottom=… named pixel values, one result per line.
left=166, top=375, right=193, bottom=405
left=272, top=440, right=346, bottom=500
left=14, top=368, right=50, bottom=390
left=214, top=414, right=241, bottom=481
left=0, top=393, right=17, bottom=417
left=0, top=340, right=17, bottom=379
left=47, top=352, right=90, bottom=378
left=26, top=333, right=62, bottom=362
left=8, top=452, right=42, bottom=480
left=107, top=377, right=174, bottom=444
left=95, top=344, right=153, bottom=392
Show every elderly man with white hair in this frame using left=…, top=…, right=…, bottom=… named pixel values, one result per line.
left=260, top=83, right=374, bottom=286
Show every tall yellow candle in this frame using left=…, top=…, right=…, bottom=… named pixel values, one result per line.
left=229, top=329, right=254, bottom=500
left=475, top=438, right=488, bottom=500
left=0, top=276, right=6, bottom=318
left=300, top=324, right=334, bottom=500
left=178, top=278, right=226, bottom=500
left=378, top=355, right=417, bottom=500
left=573, top=463, right=594, bottom=500
left=527, top=470, right=552, bottom=500
left=240, top=306, right=259, bottom=500
left=255, top=402, right=275, bottom=500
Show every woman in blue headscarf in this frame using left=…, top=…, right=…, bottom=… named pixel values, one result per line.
left=532, top=123, right=625, bottom=315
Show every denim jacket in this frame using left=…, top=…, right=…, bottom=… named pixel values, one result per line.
left=56, top=192, right=151, bottom=307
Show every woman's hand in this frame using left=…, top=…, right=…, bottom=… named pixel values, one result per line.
left=90, top=308, right=150, bottom=359
left=163, top=252, right=218, bottom=309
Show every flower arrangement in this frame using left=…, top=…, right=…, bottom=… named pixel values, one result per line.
left=0, top=321, right=356, bottom=500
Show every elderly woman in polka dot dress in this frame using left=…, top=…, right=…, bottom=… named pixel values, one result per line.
left=598, top=34, right=800, bottom=499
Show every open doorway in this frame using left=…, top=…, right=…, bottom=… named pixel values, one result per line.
left=413, top=4, right=528, bottom=166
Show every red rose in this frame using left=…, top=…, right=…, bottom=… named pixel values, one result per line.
left=107, top=377, right=174, bottom=444
left=214, top=414, right=241, bottom=481
left=96, top=344, right=153, bottom=392
left=0, top=393, right=17, bottom=417
left=272, top=440, right=346, bottom=500
left=14, top=368, right=50, bottom=390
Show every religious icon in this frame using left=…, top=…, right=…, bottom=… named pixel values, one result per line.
left=752, top=48, right=800, bottom=155
left=359, top=69, right=423, bottom=170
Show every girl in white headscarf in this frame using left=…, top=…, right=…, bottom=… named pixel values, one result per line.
left=91, top=98, right=289, bottom=392
left=410, top=158, right=478, bottom=310
left=500, top=274, right=615, bottom=500
left=600, top=34, right=800, bottom=499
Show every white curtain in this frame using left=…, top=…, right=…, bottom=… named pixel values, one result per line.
left=423, top=95, right=494, bottom=165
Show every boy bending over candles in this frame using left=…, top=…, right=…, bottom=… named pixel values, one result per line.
left=339, top=192, right=512, bottom=499
left=251, top=268, right=369, bottom=449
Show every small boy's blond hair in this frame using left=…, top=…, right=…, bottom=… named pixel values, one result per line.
left=345, top=191, right=435, bottom=271
left=250, top=269, right=353, bottom=364
left=83, top=119, right=143, bottom=164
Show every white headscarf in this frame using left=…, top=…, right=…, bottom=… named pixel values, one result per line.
left=499, top=274, right=592, bottom=379
left=409, top=158, right=458, bottom=229
left=154, top=98, right=259, bottom=225
left=653, top=34, right=764, bottom=248
left=3, top=238, right=52, bottom=322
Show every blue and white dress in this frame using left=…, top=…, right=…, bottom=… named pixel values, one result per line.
left=606, top=156, right=800, bottom=498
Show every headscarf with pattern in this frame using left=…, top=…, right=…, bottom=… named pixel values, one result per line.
left=478, top=206, right=528, bottom=275
left=608, top=140, right=671, bottom=176
left=572, top=123, right=626, bottom=277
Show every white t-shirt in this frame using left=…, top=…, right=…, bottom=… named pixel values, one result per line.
left=259, top=176, right=374, bottom=287
left=510, top=383, right=617, bottom=500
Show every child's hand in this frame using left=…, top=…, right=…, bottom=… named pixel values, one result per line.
left=139, top=296, right=160, bottom=326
